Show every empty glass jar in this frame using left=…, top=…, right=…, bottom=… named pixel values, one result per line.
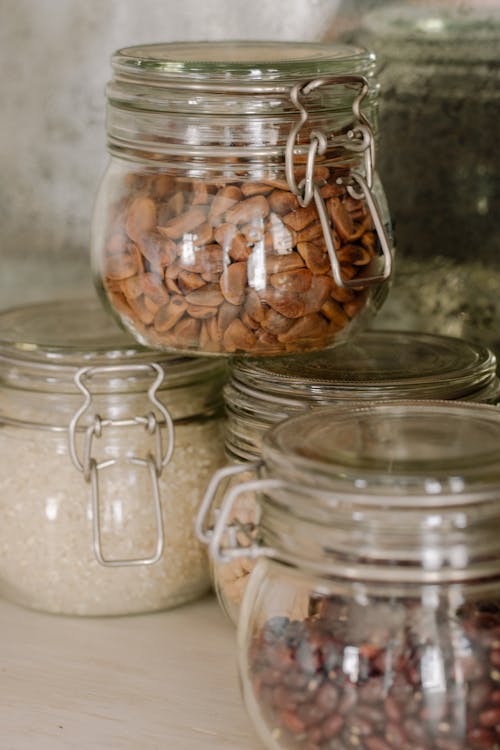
left=208, top=401, right=500, bottom=750
left=0, top=298, right=226, bottom=615
left=91, top=41, right=393, bottom=356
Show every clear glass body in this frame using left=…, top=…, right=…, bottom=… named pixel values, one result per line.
left=227, top=402, right=500, bottom=750
left=0, top=299, right=227, bottom=615
left=210, top=332, right=500, bottom=625
left=91, top=41, right=392, bottom=356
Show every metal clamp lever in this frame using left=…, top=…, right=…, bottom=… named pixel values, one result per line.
left=68, top=363, right=174, bottom=567
left=285, top=74, right=393, bottom=290
left=195, top=462, right=261, bottom=545
left=314, top=174, right=393, bottom=289
left=209, top=478, right=282, bottom=565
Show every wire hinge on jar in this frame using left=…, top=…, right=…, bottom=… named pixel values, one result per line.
left=195, top=462, right=276, bottom=564
left=285, top=75, right=393, bottom=290
left=68, top=363, right=174, bottom=567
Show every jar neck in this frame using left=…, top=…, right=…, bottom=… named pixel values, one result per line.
left=106, top=107, right=376, bottom=174
left=258, top=485, right=500, bottom=585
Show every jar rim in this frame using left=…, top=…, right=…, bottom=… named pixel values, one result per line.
left=111, top=40, right=375, bottom=84
left=262, top=401, right=500, bottom=507
left=230, top=330, right=497, bottom=402
left=0, top=298, right=226, bottom=393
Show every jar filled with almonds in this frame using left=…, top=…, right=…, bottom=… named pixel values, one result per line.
left=91, top=41, right=393, bottom=356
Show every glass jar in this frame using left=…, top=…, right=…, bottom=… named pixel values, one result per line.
left=0, top=298, right=226, bottom=616
left=208, top=401, right=500, bottom=750
left=353, top=5, right=500, bottom=354
left=91, top=41, right=393, bottom=357
left=198, top=330, right=500, bottom=623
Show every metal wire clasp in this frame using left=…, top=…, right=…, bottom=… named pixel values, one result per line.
left=195, top=463, right=278, bottom=565
left=285, top=75, right=393, bottom=289
left=68, top=363, right=174, bottom=567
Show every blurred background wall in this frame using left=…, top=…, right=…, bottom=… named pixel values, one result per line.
left=0, top=0, right=496, bottom=312
left=0, top=0, right=338, bottom=310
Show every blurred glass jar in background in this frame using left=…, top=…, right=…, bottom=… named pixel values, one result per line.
left=91, top=41, right=393, bottom=357
left=352, top=5, right=500, bottom=354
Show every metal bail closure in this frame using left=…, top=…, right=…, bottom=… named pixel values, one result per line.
left=208, top=477, right=281, bottom=566
left=285, top=75, right=393, bottom=290
left=68, top=363, right=175, bottom=567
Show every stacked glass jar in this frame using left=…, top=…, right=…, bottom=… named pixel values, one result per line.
left=0, top=298, right=226, bottom=616
left=197, top=330, right=500, bottom=624
left=85, top=38, right=500, bottom=750
left=91, top=40, right=393, bottom=357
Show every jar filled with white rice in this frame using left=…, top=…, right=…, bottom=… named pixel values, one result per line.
left=0, top=298, right=227, bottom=615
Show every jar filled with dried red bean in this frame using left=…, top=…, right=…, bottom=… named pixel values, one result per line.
left=91, top=41, right=393, bottom=356
left=206, top=401, right=500, bottom=750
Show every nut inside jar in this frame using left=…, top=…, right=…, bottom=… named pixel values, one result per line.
left=100, top=168, right=382, bottom=356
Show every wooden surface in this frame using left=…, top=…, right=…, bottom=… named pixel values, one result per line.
left=0, top=594, right=262, bottom=749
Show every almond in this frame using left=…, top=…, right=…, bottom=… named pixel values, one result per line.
left=225, top=195, right=270, bottom=226
left=327, top=197, right=355, bottom=241
left=320, top=298, right=350, bottom=327
left=141, top=272, right=169, bottom=306
left=158, top=206, right=206, bottom=240
left=302, top=275, right=333, bottom=314
left=244, top=289, right=266, bottom=323
left=277, top=313, right=329, bottom=343
left=240, top=183, right=273, bottom=197
left=220, top=262, right=247, bottom=306
left=265, top=253, right=304, bottom=275
left=270, top=268, right=312, bottom=293
left=337, top=244, right=374, bottom=266
left=222, top=319, right=257, bottom=353
left=185, top=284, right=224, bottom=307
left=105, top=251, right=140, bottom=280
left=297, top=221, right=323, bottom=243
left=217, top=300, right=240, bottom=334
left=172, top=316, right=201, bottom=345
left=297, top=242, right=331, bottom=275
left=264, top=289, right=306, bottom=319
left=125, top=197, right=157, bottom=241
left=282, top=204, right=318, bottom=232
left=153, top=296, right=188, bottom=332
left=269, top=190, right=299, bottom=215
left=178, top=270, right=206, bottom=294
left=208, top=185, right=242, bottom=224
left=261, top=309, right=294, bottom=335
left=139, top=232, right=177, bottom=268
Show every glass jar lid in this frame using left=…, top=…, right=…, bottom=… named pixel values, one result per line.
left=107, top=40, right=377, bottom=118
left=0, top=297, right=226, bottom=395
left=230, top=330, right=497, bottom=404
left=111, top=40, right=374, bottom=85
left=262, top=401, right=500, bottom=508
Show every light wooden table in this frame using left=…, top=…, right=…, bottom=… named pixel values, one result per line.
left=0, top=594, right=262, bottom=749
